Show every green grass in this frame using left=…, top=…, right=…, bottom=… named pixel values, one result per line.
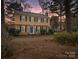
left=53, top=32, right=78, bottom=46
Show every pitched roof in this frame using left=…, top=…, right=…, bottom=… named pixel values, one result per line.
left=14, top=11, right=49, bottom=18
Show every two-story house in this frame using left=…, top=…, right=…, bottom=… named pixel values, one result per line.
left=6, top=11, right=50, bottom=35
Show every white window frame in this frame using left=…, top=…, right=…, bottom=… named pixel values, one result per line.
left=21, top=15, right=26, bottom=22
left=38, top=17, right=41, bottom=23
left=21, top=26, right=25, bottom=32
left=31, top=16, right=34, bottom=22
left=44, top=18, right=48, bottom=23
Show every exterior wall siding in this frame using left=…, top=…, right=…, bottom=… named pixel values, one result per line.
left=13, top=13, right=50, bottom=35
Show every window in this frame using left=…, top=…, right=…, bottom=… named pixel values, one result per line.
left=42, top=18, right=44, bottom=22
left=20, top=26, right=25, bottom=32
left=34, top=17, right=38, bottom=22
left=41, top=18, right=44, bottom=22
left=36, top=26, right=38, bottom=32
left=44, top=26, right=48, bottom=32
left=41, top=18, right=42, bottom=22
left=30, top=26, right=33, bottom=33
left=31, top=16, right=34, bottom=22
left=20, top=15, right=26, bottom=22
left=43, top=26, right=47, bottom=30
left=29, top=16, right=31, bottom=22
left=38, top=17, right=41, bottom=22
left=40, top=26, right=43, bottom=30
left=44, top=18, right=48, bottom=23
left=37, top=26, right=40, bottom=33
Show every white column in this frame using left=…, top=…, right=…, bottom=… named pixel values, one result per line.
left=27, top=26, right=30, bottom=34
left=38, top=17, right=41, bottom=23
left=47, top=27, right=49, bottom=32
left=33, top=26, right=34, bottom=34
left=33, top=26, right=36, bottom=34
left=37, top=26, right=40, bottom=34
left=31, top=17, right=34, bottom=22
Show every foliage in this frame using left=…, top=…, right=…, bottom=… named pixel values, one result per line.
left=8, top=2, right=23, bottom=11
left=47, top=29, right=54, bottom=35
left=50, top=16, right=59, bottom=31
left=71, top=32, right=78, bottom=45
left=53, top=32, right=78, bottom=46
left=40, top=29, right=47, bottom=35
left=8, top=28, right=20, bottom=36
left=2, top=1, right=23, bottom=58
left=39, top=0, right=78, bottom=32
left=40, top=29, right=54, bottom=35
left=71, top=17, right=78, bottom=32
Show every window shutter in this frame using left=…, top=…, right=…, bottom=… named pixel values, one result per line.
left=46, top=18, right=48, bottom=23
left=25, top=16, right=27, bottom=21
left=20, top=16, right=21, bottom=21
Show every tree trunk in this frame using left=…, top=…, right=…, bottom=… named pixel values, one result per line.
left=59, top=4, right=62, bottom=31
left=1, top=0, right=12, bottom=58
left=1, top=0, right=7, bottom=40
left=64, top=0, right=72, bottom=32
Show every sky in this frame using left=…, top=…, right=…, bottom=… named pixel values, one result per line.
left=26, top=0, right=42, bottom=13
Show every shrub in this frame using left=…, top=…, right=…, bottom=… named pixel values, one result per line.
left=40, top=29, right=47, bottom=35
left=8, top=28, right=20, bottom=36
left=53, top=32, right=78, bottom=46
left=15, top=29, right=20, bottom=36
left=40, top=29, right=54, bottom=35
left=47, top=29, right=54, bottom=35
left=71, top=32, right=78, bottom=45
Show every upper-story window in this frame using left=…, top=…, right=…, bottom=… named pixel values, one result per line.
left=41, top=18, right=44, bottom=22
left=40, top=26, right=43, bottom=30
left=38, top=17, right=41, bottom=23
left=44, top=18, right=48, bottom=23
left=29, top=16, right=34, bottom=22
left=31, top=16, right=34, bottom=22
left=30, top=26, right=33, bottom=33
left=34, top=17, right=38, bottom=22
left=20, top=15, right=26, bottom=22
left=46, top=18, right=48, bottom=23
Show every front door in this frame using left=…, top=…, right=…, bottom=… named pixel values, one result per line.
left=28, top=26, right=35, bottom=34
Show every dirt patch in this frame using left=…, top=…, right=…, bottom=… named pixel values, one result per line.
left=4, top=36, right=77, bottom=59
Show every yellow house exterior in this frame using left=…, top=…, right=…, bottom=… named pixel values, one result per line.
left=7, top=11, right=50, bottom=35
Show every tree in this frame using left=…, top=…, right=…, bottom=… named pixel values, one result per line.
left=71, top=16, right=78, bottom=31
left=38, top=0, right=78, bottom=32
left=50, top=16, right=59, bottom=31
left=39, top=0, right=64, bottom=31
left=8, top=2, right=23, bottom=11
left=2, top=0, right=12, bottom=58
left=52, top=0, right=77, bottom=32
left=4, top=2, right=22, bottom=25
left=2, top=0, right=23, bottom=58
left=49, top=1, right=64, bottom=31
left=64, top=0, right=78, bottom=32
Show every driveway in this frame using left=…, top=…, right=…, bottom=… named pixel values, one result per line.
left=5, top=35, right=77, bottom=59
